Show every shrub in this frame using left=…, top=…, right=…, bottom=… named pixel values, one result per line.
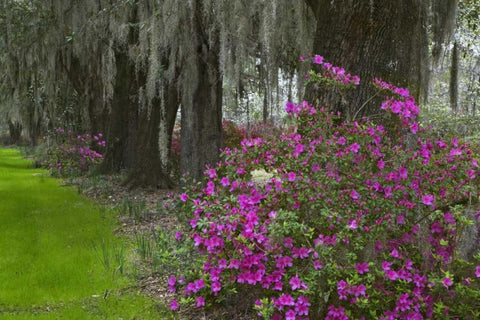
left=45, top=128, right=105, bottom=177
left=223, top=120, right=247, bottom=149
left=166, top=56, right=480, bottom=319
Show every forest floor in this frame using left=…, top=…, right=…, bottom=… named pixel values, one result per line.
left=0, top=148, right=176, bottom=319
left=68, top=172, right=256, bottom=320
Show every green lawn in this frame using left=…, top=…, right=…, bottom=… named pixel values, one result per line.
left=0, top=148, right=173, bottom=319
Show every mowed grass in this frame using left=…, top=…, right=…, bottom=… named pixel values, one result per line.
left=0, top=148, right=173, bottom=319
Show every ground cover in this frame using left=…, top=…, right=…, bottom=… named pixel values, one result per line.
left=0, top=148, right=173, bottom=319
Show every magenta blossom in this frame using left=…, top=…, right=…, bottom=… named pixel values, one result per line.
left=170, top=300, right=179, bottom=310
left=313, top=54, right=324, bottom=64
left=442, top=277, right=453, bottom=288
left=421, top=194, right=434, bottom=206
left=288, top=171, right=297, bottom=182
left=355, top=262, right=370, bottom=275
left=196, top=296, right=205, bottom=308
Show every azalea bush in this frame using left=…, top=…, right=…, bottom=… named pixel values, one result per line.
left=223, top=120, right=282, bottom=150
left=46, top=127, right=105, bottom=176
left=166, top=55, right=480, bottom=319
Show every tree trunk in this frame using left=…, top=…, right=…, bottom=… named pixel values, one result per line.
left=450, top=41, right=459, bottom=113
left=125, top=98, right=174, bottom=188
left=180, top=0, right=223, bottom=181
left=304, top=0, right=429, bottom=123
left=99, top=50, right=131, bottom=173
left=7, top=119, right=22, bottom=145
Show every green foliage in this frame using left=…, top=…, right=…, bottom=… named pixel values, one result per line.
left=421, top=105, right=480, bottom=141
left=116, top=197, right=147, bottom=223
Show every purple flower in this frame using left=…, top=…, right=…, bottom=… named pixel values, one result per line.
left=475, top=266, right=480, bottom=278
left=278, top=293, right=295, bottom=306
left=396, top=293, right=412, bottom=312
left=168, top=276, right=176, bottom=292
left=286, top=309, right=296, bottom=320
left=283, top=237, right=294, bottom=248
left=288, top=171, right=297, bottom=182
left=220, top=176, right=230, bottom=187
left=196, top=296, right=205, bottom=308
left=349, top=142, right=361, bottom=154
left=450, top=148, right=462, bottom=156
left=355, top=262, right=369, bottom=275
left=385, top=270, right=398, bottom=281
left=377, top=159, right=385, bottom=169
left=174, top=232, right=182, bottom=241
left=180, top=193, right=189, bottom=202
left=208, top=168, right=217, bottom=179
left=289, top=274, right=304, bottom=290
left=442, top=277, right=453, bottom=288
left=421, top=194, right=434, bottom=206
left=350, top=189, right=360, bottom=200
left=313, top=260, right=323, bottom=270
left=347, top=220, right=357, bottom=229
left=350, top=284, right=366, bottom=297
left=211, top=281, right=221, bottom=294
left=313, top=54, right=324, bottom=64
left=170, top=299, right=179, bottom=310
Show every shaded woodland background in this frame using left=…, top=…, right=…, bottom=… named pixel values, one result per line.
left=0, top=0, right=479, bottom=186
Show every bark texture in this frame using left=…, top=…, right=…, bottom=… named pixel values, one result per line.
left=180, top=0, right=223, bottom=181
left=450, top=41, right=459, bottom=112
left=305, top=0, right=429, bottom=122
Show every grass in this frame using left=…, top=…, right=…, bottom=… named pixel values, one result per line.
left=0, top=148, right=175, bottom=319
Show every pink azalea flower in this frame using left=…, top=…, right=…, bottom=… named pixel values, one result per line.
left=442, top=277, right=453, bottom=288
left=377, top=159, right=385, bottom=169
left=220, top=176, right=230, bottom=187
left=355, top=262, right=369, bottom=274
left=288, top=171, right=297, bottom=182
left=475, top=266, right=480, bottom=278
left=313, top=55, right=324, bottom=64
left=421, top=194, right=434, bottom=206
left=290, top=274, right=302, bottom=290
left=350, top=189, right=360, bottom=200
left=349, top=142, right=360, bottom=153
left=278, top=293, right=295, bottom=306
left=196, top=296, right=205, bottom=308
left=174, top=232, right=182, bottom=241
left=180, top=193, right=189, bottom=202
left=286, top=309, right=296, bottom=320
left=170, top=299, right=179, bottom=310
left=450, top=148, right=462, bottom=156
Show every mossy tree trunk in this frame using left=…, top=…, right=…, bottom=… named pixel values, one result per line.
left=304, top=0, right=430, bottom=122
left=180, top=0, right=223, bottom=181
left=450, top=41, right=459, bottom=113
left=7, top=119, right=22, bottom=145
left=100, top=49, right=132, bottom=173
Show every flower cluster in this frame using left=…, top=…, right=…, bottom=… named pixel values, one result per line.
left=46, top=128, right=105, bottom=176
left=373, top=78, right=420, bottom=133
left=302, top=54, right=360, bottom=88
left=166, top=59, right=480, bottom=319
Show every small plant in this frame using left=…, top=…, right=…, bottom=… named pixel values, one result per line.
left=117, top=197, right=147, bottom=223
left=92, top=238, right=126, bottom=278
left=136, top=233, right=155, bottom=261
